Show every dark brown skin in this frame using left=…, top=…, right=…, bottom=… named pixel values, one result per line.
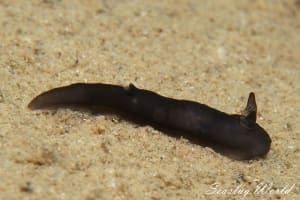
left=28, top=83, right=272, bottom=160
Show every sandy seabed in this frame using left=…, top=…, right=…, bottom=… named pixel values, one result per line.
left=0, top=0, right=299, bottom=199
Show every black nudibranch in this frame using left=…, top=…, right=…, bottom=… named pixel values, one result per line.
left=28, top=83, right=271, bottom=160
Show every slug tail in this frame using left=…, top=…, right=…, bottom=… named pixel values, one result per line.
left=28, top=83, right=93, bottom=109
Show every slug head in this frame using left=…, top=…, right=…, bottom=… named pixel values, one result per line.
left=236, top=92, right=271, bottom=159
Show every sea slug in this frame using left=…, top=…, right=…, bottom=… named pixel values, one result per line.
left=28, top=83, right=271, bottom=160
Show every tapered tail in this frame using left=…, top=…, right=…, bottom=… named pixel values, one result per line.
left=28, top=83, right=128, bottom=110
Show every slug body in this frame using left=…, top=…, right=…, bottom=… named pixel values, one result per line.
left=29, top=83, right=271, bottom=160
